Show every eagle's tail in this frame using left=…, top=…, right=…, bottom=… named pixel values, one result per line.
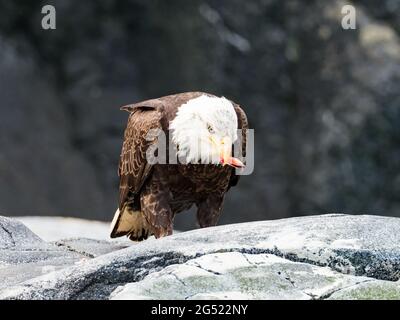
left=109, top=205, right=153, bottom=241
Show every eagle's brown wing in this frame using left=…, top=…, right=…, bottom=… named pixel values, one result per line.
left=110, top=99, right=165, bottom=239
left=229, top=104, right=249, bottom=187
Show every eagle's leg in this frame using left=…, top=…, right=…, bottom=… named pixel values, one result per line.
left=196, top=194, right=225, bottom=228
left=140, top=170, right=174, bottom=239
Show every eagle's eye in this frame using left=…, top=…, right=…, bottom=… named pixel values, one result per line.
left=207, top=124, right=215, bottom=134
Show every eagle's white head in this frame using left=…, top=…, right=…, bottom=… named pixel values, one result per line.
left=170, top=95, right=244, bottom=168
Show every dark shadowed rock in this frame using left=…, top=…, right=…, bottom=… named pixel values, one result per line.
left=1, top=214, right=399, bottom=300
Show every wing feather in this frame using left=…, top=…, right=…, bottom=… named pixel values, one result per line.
left=118, top=102, right=164, bottom=210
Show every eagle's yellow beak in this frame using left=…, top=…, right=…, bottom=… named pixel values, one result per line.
left=220, top=153, right=244, bottom=168
left=218, top=137, right=244, bottom=169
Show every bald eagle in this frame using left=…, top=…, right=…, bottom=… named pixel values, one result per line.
left=110, top=92, right=248, bottom=241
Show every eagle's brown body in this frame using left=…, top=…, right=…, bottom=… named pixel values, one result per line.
left=110, top=92, right=248, bottom=241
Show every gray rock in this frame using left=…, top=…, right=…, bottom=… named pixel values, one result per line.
left=0, top=216, right=83, bottom=290
left=0, top=216, right=42, bottom=249
left=327, top=279, right=400, bottom=300
left=1, top=214, right=400, bottom=300
left=0, top=217, right=125, bottom=290
left=110, top=252, right=399, bottom=300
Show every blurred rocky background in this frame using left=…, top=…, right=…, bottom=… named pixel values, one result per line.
left=0, top=0, right=399, bottom=229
